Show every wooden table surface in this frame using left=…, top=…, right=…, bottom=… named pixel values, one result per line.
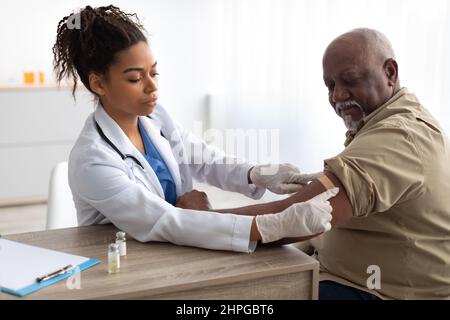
left=0, top=224, right=319, bottom=300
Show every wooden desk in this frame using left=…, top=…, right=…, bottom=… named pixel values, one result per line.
left=0, top=225, right=319, bottom=299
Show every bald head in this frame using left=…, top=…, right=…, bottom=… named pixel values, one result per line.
left=322, top=28, right=400, bottom=131
left=324, top=28, right=396, bottom=65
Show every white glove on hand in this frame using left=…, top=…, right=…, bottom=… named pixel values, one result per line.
left=255, top=188, right=339, bottom=243
left=250, top=164, right=324, bottom=194
left=290, top=171, right=324, bottom=185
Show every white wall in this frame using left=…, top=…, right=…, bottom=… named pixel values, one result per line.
left=1, top=0, right=449, bottom=200
left=0, top=88, right=93, bottom=201
left=0, top=0, right=222, bottom=131
left=0, top=0, right=222, bottom=200
left=217, top=0, right=450, bottom=172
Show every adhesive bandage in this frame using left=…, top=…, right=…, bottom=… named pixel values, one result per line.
left=318, top=175, right=336, bottom=190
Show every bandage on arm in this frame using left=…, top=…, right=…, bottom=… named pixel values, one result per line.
left=221, top=169, right=352, bottom=223
left=286, top=171, right=352, bottom=223
left=241, top=171, right=353, bottom=244
left=216, top=175, right=331, bottom=216
left=317, top=174, right=336, bottom=190
left=255, top=171, right=353, bottom=244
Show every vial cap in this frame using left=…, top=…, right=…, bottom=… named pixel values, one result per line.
left=109, top=243, right=119, bottom=251
left=116, top=231, right=126, bottom=239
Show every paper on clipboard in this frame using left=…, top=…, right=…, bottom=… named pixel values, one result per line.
left=0, top=238, right=90, bottom=292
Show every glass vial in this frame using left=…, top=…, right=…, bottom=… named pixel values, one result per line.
left=108, top=243, right=120, bottom=274
left=116, top=231, right=127, bottom=257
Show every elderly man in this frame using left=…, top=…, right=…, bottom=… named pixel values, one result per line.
left=183, top=28, right=450, bottom=300
left=304, top=28, right=450, bottom=300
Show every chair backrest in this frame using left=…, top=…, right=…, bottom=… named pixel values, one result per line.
left=46, top=161, right=78, bottom=229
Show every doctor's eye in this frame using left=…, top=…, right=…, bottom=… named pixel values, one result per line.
left=128, top=78, right=142, bottom=83
left=151, top=72, right=159, bottom=78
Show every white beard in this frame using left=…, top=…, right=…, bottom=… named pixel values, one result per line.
left=343, top=114, right=364, bottom=131
left=335, top=101, right=366, bottom=131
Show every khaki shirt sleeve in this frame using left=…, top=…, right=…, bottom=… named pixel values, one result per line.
left=324, top=122, right=424, bottom=217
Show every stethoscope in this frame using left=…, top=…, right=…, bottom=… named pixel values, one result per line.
left=95, top=115, right=166, bottom=171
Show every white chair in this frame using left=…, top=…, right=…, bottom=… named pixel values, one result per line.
left=46, top=161, right=78, bottom=230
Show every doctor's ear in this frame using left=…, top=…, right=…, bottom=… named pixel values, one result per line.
left=88, top=72, right=107, bottom=96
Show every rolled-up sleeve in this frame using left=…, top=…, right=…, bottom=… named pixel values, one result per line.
left=324, top=122, right=424, bottom=217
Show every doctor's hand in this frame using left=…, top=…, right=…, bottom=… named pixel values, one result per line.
left=255, top=188, right=339, bottom=243
left=176, top=190, right=212, bottom=211
left=249, top=163, right=323, bottom=194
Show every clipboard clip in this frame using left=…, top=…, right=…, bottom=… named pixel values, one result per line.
left=36, top=264, right=74, bottom=283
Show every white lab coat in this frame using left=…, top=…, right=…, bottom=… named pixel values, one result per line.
left=68, top=104, right=265, bottom=253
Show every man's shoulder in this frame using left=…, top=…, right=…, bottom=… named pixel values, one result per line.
left=378, top=117, right=443, bottom=150
left=341, top=111, right=423, bottom=158
left=355, top=115, right=413, bottom=144
left=380, top=90, right=442, bottom=133
left=362, top=102, right=442, bottom=139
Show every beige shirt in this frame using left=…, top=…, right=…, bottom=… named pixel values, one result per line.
left=312, top=88, right=450, bottom=299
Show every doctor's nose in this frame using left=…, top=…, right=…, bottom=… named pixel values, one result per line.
left=143, top=75, right=158, bottom=94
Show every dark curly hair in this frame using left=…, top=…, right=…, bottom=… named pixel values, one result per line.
left=52, top=5, right=147, bottom=98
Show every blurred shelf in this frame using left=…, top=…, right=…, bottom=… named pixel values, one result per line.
left=0, top=83, right=86, bottom=92
left=0, top=196, right=47, bottom=208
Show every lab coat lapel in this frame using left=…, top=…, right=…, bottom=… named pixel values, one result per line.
left=94, top=106, right=165, bottom=197
left=139, top=115, right=182, bottom=195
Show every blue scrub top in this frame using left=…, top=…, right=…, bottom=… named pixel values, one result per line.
left=138, top=120, right=177, bottom=205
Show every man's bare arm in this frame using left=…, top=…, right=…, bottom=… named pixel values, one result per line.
left=221, top=171, right=354, bottom=244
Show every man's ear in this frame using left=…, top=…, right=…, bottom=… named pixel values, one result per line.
left=88, top=72, right=107, bottom=96
left=384, top=58, right=398, bottom=87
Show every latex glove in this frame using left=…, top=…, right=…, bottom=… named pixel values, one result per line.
left=290, top=171, right=324, bottom=185
left=255, top=188, right=339, bottom=243
left=250, top=163, right=314, bottom=194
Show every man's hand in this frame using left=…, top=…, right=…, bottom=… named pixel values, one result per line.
left=176, top=190, right=212, bottom=211
left=255, top=188, right=339, bottom=243
left=249, top=163, right=323, bottom=194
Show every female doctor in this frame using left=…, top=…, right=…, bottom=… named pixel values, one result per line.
left=53, top=5, right=335, bottom=253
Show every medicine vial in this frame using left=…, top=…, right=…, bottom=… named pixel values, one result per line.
left=108, top=243, right=120, bottom=274
left=116, top=231, right=127, bottom=257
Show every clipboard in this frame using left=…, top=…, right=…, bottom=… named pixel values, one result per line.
left=0, top=238, right=100, bottom=297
